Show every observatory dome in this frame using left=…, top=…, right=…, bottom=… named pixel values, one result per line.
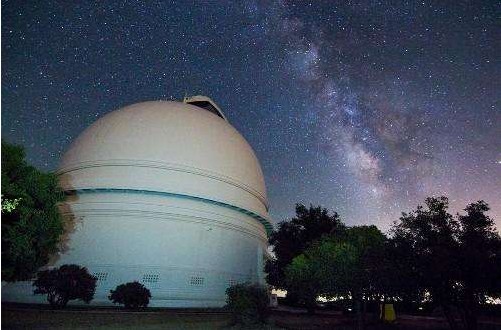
left=58, top=100, right=270, bottom=224
left=2, top=98, right=272, bottom=307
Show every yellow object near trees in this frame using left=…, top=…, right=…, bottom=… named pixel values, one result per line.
left=380, top=304, right=396, bottom=322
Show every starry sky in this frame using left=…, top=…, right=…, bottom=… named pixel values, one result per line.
left=2, top=1, right=500, bottom=230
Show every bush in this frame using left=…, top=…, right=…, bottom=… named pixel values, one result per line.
left=225, top=283, right=270, bottom=325
left=33, top=264, right=97, bottom=308
left=109, top=281, right=151, bottom=308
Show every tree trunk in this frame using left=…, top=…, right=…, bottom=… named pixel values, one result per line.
left=355, top=298, right=363, bottom=330
left=306, top=294, right=316, bottom=315
left=306, top=303, right=316, bottom=315
left=466, top=311, right=478, bottom=330
left=381, top=296, right=386, bottom=323
left=442, top=304, right=459, bottom=330
left=54, top=294, right=68, bottom=308
left=463, top=304, right=478, bottom=330
left=362, top=297, right=368, bottom=326
left=459, top=308, right=468, bottom=330
left=47, top=292, right=56, bottom=307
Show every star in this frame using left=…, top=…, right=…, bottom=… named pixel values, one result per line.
left=2, top=0, right=499, bottom=229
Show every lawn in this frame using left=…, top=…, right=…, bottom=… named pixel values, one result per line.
left=1, top=306, right=284, bottom=330
left=2, top=305, right=501, bottom=330
left=2, top=308, right=231, bottom=330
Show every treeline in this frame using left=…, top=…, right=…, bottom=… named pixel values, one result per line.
left=265, top=200, right=501, bottom=330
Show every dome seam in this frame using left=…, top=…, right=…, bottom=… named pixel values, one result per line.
left=57, top=159, right=269, bottom=210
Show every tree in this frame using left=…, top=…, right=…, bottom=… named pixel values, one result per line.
left=285, top=253, right=323, bottom=314
left=1, top=141, right=66, bottom=281
left=286, top=226, right=387, bottom=328
left=380, top=234, right=424, bottom=316
left=391, top=197, right=460, bottom=329
left=265, top=204, right=343, bottom=294
left=390, top=197, right=501, bottom=330
left=455, top=201, right=501, bottom=330
left=109, top=281, right=152, bottom=308
left=33, top=264, right=97, bottom=308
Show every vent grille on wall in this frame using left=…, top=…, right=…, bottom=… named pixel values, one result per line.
left=93, top=272, right=108, bottom=281
left=142, top=274, right=159, bottom=283
left=190, top=276, right=204, bottom=286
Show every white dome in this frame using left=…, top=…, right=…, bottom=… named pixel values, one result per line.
left=2, top=99, right=272, bottom=307
left=57, top=101, right=271, bottom=229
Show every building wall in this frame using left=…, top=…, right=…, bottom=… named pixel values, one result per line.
left=2, top=191, right=268, bottom=307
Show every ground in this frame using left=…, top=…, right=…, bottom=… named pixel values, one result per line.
left=2, top=304, right=501, bottom=330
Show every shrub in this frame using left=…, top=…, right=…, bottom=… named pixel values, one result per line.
left=225, top=283, right=270, bottom=325
left=33, top=264, right=97, bottom=308
left=109, top=281, right=151, bottom=308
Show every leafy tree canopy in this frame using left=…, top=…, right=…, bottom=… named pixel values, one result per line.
left=1, top=141, right=65, bottom=281
left=1, top=196, right=21, bottom=213
left=285, top=253, right=323, bottom=313
left=457, top=200, right=501, bottom=293
left=323, top=225, right=387, bottom=299
left=390, top=197, right=501, bottom=330
left=286, top=225, right=387, bottom=318
left=265, top=204, right=344, bottom=290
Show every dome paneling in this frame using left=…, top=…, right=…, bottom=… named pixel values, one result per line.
left=57, top=101, right=270, bottom=223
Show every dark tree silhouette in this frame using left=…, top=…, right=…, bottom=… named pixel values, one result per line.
left=33, top=264, right=97, bottom=308
left=109, top=281, right=151, bottom=308
left=391, top=197, right=461, bottom=329
left=265, top=204, right=343, bottom=287
left=455, top=201, right=501, bottom=330
left=390, top=197, right=500, bottom=330
left=265, top=204, right=344, bottom=307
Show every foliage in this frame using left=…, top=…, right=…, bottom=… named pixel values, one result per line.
left=225, top=283, right=270, bottom=325
left=326, top=226, right=387, bottom=299
left=1, top=196, right=21, bottom=213
left=33, top=264, right=97, bottom=308
left=109, top=281, right=152, bottom=308
left=265, top=204, right=344, bottom=293
left=285, top=254, right=322, bottom=313
left=390, top=197, right=462, bottom=329
left=286, top=225, right=387, bottom=324
left=454, top=200, right=501, bottom=330
left=456, top=201, right=501, bottom=300
left=390, top=197, right=501, bottom=330
left=1, top=141, right=66, bottom=281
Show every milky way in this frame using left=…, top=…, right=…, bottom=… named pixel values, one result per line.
left=2, top=1, right=500, bottom=230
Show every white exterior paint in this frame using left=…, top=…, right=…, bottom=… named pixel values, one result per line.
left=2, top=100, right=272, bottom=307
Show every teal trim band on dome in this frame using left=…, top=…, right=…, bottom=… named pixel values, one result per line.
left=66, top=188, right=273, bottom=236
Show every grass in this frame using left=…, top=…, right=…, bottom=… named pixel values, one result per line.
left=2, top=305, right=501, bottom=330
left=2, top=309, right=228, bottom=330
left=1, top=307, right=285, bottom=330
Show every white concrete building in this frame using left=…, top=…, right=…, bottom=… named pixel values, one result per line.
left=2, top=97, right=272, bottom=307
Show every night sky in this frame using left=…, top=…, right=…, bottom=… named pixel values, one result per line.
left=2, top=1, right=500, bottom=230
